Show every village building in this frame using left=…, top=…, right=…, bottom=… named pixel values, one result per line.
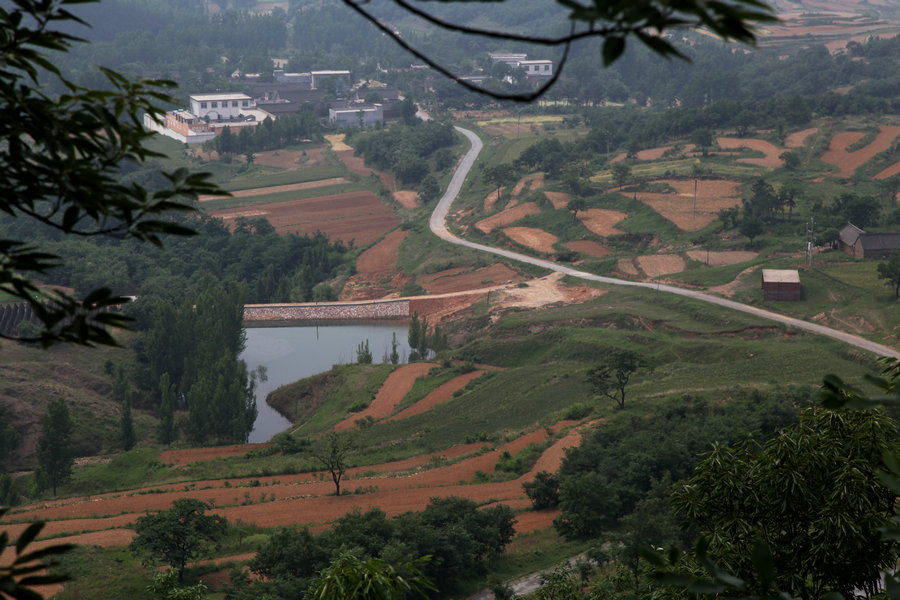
left=329, top=103, right=384, bottom=128
left=761, top=269, right=802, bottom=301
left=145, top=93, right=270, bottom=144
left=488, top=53, right=553, bottom=77
left=838, top=222, right=900, bottom=259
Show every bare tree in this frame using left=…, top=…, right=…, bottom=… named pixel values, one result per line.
left=314, top=432, right=355, bottom=496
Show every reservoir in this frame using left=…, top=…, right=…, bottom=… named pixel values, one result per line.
left=242, top=322, right=409, bottom=443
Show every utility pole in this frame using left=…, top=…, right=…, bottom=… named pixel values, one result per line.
left=806, top=217, right=815, bottom=268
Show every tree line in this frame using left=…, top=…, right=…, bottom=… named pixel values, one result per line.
left=351, top=118, right=458, bottom=197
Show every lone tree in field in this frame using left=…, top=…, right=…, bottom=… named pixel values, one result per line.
left=566, top=197, right=587, bottom=222
left=586, top=350, right=644, bottom=410
left=36, top=398, right=74, bottom=496
left=877, top=253, right=900, bottom=299
left=130, top=499, right=228, bottom=582
left=314, top=432, right=355, bottom=496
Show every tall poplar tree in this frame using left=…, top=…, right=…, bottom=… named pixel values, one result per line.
left=157, top=373, right=176, bottom=446
left=36, top=398, right=74, bottom=496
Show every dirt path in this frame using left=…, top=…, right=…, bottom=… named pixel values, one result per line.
left=333, top=362, right=435, bottom=430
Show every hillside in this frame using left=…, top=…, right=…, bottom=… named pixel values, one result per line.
left=4, top=0, right=900, bottom=598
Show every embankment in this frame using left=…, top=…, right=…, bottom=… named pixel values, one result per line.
left=244, top=299, right=409, bottom=323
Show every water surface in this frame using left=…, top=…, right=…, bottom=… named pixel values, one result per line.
left=242, top=322, right=409, bottom=442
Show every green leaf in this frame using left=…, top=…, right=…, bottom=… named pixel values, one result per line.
left=15, top=522, right=44, bottom=556
left=751, top=540, right=776, bottom=590
left=602, top=36, right=626, bottom=66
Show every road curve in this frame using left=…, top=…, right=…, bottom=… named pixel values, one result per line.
left=431, top=126, right=900, bottom=359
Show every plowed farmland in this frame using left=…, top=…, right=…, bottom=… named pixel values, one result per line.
left=476, top=202, right=541, bottom=234
left=821, top=126, right=900, bottom=177
left=635, top=179, right=741, bottom=231
left=208, top=191, right=399, bottom=246
left=503, top=227, right=558, bottom=253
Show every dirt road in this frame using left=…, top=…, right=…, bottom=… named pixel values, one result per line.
left=431, top=126, right=899, bottom=359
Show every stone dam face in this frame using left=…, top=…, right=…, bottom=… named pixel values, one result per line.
left=243, top=299, right=409, bottom=323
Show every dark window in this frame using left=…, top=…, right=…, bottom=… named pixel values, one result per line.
left=200, top=102, right=207, bottom=108
left=211, top=101, right=218, bottom=108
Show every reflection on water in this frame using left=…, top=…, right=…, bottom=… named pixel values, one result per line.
left=242, top=322, right=409, bottom=443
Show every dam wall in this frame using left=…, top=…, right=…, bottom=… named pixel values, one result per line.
left=243, top=299, right=409, bottom=323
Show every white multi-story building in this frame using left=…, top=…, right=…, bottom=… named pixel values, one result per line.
left=517, top=60, right=553, bottom=77
left=189, top=93, right=255, bottom=120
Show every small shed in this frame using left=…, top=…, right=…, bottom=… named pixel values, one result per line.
left=761, top=269, right=802, bottom=301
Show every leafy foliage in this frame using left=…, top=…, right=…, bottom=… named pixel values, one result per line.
left=671, top=408, right=898, bottom=599
left=0, top=0, right=220, bottom=347
left=523, top=471, right=560, bottom=509
left=877, top=253, right=900, bottom=299
left=246, top=497, right=516, bottom=597
left=304, top=551, right=435, bottom=600
left=0, top=508, right=74, bottom=600
left=35, top=398, right=74, bottom=497
left=135, top=281, right=258, bottom=444
left=341, top=0, right=775, bottom=101
left=554, top=390, right=800, bottom=539
left=313, top=432, right=355, bottom=496
left=353, top=121, right=456, bottom=186
left=586, top=350, right=644, bottom=409
left=130, top=499, right=227, bottom=581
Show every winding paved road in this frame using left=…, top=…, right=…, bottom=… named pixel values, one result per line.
left=431, top=126, right=900, bottom=359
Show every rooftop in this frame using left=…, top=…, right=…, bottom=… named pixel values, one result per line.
left=190, top=93, right=252, bottom=101
left=762, top=269, right=800, bottom=284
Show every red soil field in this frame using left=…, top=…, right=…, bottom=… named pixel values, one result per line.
left=389, top=371, right=487, bottom=421
left=408, top=291, right=490, bottom=323
left=637, top=254, right=686, bottom=277
left=208, top=191, right=399, bottom=247
left=609, top=144, right=696, bottom=164
left=476, top=202, right=541, bottom=234
left=484, top=187, right=505, bottom=211
left=685, top=250, right=758, bottom=266
left=512, top=173, right=544, bottom=197
left=355, top=229, right=407, bottom=275
left=874, top=161, right=900, bottom=180
left=160, top=444, right=271, bottom=466
left=577, top=209, right=627, bottom=237
left=2, top=421, right=595, bottom=555
left=418, top=264, right=524, bottom=294
left=393, top=191, right=419, bottom=210
left=334, top=362, right=436, bottom=431
left=197, top=178, right=349, bottom=202
left=543, top=191, right=571, bottom=209
left=821, top=126, right=900, bottom=177
left=566, top=240, right=610, bottom=257
left=636, top=179, right=741, bottom=232
left=716, top=137, right=783, bottom=168
left=503, top=227, right=558, bottom=253
left=785, top=128, right=819, bottom=148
